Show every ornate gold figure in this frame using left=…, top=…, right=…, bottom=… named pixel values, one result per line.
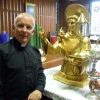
left=40, top=4, right=91, bottom=87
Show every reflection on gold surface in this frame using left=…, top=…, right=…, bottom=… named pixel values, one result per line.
left=40, top=4, right=91, bottom=87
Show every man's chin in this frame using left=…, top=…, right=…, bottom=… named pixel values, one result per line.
left=21, top=40, right=28, bottom=44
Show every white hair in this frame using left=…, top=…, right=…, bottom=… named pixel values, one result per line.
left=14, top=13, right=35, bottom=29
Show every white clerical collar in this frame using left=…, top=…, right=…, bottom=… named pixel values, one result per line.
left=21, top=43, right=27, bottom=47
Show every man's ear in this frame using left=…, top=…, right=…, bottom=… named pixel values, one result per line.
left=12, top=24, right=16, bottom=34
left=12, top=24, right=15, bottom=36
left=12, top=24, right=15, bottom=31
left=31, top=29, right=35, bottom=35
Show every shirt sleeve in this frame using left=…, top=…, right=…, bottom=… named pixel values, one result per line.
left=30, top=46, right=46, bottom=93
left=0, top=50, right=4, bottom=100
left=35, top=51, right=46, bottom=92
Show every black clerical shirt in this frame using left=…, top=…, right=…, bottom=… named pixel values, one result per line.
left=0, top=38, right=46, bottom=100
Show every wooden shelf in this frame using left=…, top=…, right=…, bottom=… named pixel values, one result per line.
left=42, top=54, right=63, bottom=69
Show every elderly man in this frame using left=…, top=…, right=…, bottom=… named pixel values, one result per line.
left=0, top=13, right=46, bottom=100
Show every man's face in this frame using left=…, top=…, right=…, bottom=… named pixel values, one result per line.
left=13, top=16, right=35, bottom=44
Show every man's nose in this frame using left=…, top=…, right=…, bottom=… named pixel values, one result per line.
left=22, top=26, right=27, bottom=31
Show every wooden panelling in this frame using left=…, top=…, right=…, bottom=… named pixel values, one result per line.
left=36, top=0, right=56, bottom=32
left=0, top=0, right=56, bottom=37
